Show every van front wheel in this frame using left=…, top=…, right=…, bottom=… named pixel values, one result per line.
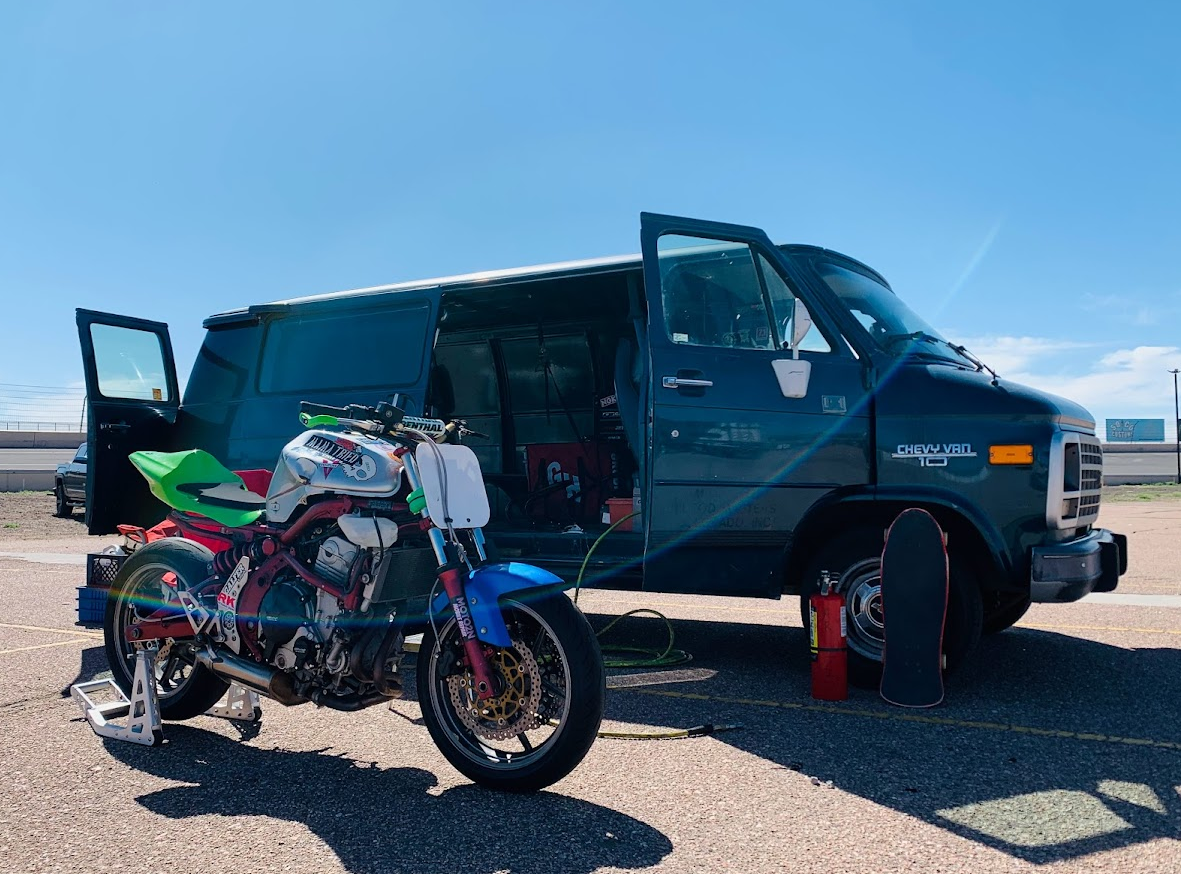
left=798, top=526, right=983, bottom=689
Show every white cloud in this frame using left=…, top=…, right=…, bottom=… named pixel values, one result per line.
left=944, top=335, right=1181, bottom=436
left=947, top=335, right=1093, bottom=375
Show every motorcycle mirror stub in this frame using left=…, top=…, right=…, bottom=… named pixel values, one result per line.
left=414, top=443, right=491, bottom=529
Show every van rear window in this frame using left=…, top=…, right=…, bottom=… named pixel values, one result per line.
left=258, top=303, right=431, bottom=394
left=184, top=323, right=262, bottom=405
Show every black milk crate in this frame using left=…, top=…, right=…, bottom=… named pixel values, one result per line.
left=86, top=552, right=127, bottom=588
left=76, top=586, right=107, bottom=626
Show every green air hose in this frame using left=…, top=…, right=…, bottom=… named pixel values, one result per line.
left=569, top=510, right=738, bottom=740
left=573, top=511, right=692, bottom=670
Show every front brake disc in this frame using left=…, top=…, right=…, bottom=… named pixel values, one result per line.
left=446, top=639, right=544, bottom=741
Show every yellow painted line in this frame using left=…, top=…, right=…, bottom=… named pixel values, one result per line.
left=0, top=638, right=94, bottom=656
left=0, top=623, right=101, bottom=638
left=628, top=688, right=1181, bottom=752
left=585, top=598, right=1181, bottom=636
left=582, top=597, right=786, bottom=617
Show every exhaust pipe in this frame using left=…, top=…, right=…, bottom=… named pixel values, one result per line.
left=195, top=648, right=306, bottom=706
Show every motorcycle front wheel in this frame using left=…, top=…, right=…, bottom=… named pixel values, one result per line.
left=417, top=593, right=605, bottom=792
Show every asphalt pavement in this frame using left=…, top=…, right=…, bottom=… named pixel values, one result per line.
left=0, top=501, right=1179, bottom=872
left=0, top=448, right=75, bottom=470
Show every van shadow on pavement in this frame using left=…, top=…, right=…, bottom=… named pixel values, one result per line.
left=592, top=611, right=1181, bottom=866
left=102, top=724, right=672, bottom=874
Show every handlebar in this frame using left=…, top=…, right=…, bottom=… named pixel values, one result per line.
left=298, top=400, right=459, bottom=441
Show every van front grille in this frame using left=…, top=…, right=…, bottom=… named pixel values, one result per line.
left=1048, top=433, right=1102, bottom=529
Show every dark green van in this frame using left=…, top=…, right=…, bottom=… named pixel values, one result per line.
left=78, top=212, right=1126, bottom=682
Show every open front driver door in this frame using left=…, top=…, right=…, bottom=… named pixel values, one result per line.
left=638, top=212, right=872, bottom=596
left=77, top=309, right=180, bottom=534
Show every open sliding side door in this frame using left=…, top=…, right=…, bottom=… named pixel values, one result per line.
left=77, top=309, right=181, bottom=533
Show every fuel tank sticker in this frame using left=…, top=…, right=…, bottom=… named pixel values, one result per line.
left=306, top=434, right=363, bottom=467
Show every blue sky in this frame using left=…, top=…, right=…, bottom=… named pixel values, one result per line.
left=2, top=2, right=1179, bottom=434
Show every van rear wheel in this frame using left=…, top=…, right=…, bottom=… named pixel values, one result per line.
left=799, top=526, right=983, bottom=688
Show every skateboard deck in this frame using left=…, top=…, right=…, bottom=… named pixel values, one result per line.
left=879, top=508, right=949, bottom=708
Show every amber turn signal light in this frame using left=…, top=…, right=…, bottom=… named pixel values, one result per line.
left=989, top=444, right=1033, bottom=465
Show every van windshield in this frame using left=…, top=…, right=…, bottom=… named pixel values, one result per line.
left=809, top=259, right=974, bottom=366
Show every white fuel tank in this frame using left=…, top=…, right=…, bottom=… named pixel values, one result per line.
left=265, top=430, right=405, bottom=523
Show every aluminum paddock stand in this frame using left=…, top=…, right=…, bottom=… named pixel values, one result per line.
left=71, top=649, right=262, bottom=747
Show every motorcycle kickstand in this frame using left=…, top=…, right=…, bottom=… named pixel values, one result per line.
left=70, top=647, right=163, bottom=746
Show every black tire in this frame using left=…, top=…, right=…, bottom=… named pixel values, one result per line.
left=104, top=538, right=229, bottom=720
left=982, top=593, right=1032, bottom=634
left=417, top=592, right=605, bottom=792
left=799, top=526, right=984, bottom=689
left=54, top=482, right=72, bottom=518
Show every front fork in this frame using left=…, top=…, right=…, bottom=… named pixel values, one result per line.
left=405, top=451, right=498, bottom=701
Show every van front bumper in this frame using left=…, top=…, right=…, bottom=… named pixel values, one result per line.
left=1030, top=529, right=1127, bottom=603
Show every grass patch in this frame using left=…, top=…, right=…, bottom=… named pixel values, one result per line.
left=1102, top=483, right=1181, bottom=503
left=3, top=522, right=18, bottom=529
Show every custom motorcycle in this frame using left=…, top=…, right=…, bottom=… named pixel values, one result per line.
left=104, top=400, right=605, bottom=792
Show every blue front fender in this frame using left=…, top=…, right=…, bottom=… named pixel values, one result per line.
left=429, top=562, right=570, bottom=647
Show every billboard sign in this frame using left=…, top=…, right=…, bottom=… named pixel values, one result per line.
left=1105, top=418, right=1166, bottom=442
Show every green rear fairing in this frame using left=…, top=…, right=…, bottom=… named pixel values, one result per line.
left=128, top=449, right=263, bottom=528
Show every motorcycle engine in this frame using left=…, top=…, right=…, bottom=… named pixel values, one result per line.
left=258, top=535, right=359, bottom=671
left=314, top=536, right=358, bottom=588
left=258, top=536, right=356, bottom=669
left=258, top=579, right=316, bottom=664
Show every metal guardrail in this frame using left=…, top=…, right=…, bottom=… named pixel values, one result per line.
left=0, top=421, right=86, bottom=432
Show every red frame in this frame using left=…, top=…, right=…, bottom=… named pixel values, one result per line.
left=125, top=496, right=412, bottom=652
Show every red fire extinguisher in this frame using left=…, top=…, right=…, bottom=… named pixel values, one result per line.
left=810, top=570, right=848, bottom=701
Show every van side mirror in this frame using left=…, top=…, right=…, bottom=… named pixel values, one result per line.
left=791, top=299, right=813, bottom=351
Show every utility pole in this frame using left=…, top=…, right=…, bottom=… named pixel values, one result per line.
left=1171, top=369, right=1181, bottom=485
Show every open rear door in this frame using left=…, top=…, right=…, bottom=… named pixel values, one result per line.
left=77, top=309, right=180, bottom=533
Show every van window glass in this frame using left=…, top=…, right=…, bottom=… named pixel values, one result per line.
left=184, top=323, right=262, bottom=405
left=657, top=236, right=775, bottom=350
left=90, top=324, right=172, bottom=401
left=258, top=303, right=430, bottom=394
left=432, top=342, right=498, bottom=418
left=755, top=254, right=832, bottom=353
left=501, top=334, right=594, bottom=412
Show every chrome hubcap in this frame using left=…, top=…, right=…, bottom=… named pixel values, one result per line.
left=842, top=558, right=885, bottom=661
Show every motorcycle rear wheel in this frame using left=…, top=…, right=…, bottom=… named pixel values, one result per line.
left=417, top=592, right=605, bottom=792
left=103, top=538, right=229, bottom=720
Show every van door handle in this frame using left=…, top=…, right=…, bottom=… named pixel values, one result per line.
left=662, top=376, right=713, bottom=389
